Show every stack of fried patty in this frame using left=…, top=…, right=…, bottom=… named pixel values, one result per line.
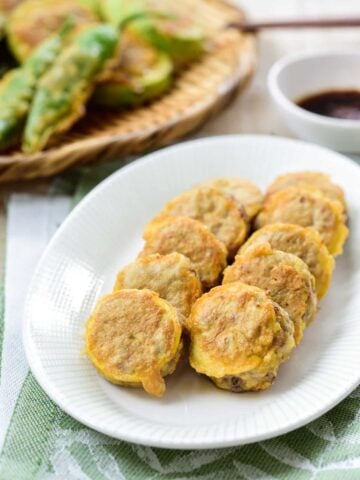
left=86, top=171, right=348, bottom=397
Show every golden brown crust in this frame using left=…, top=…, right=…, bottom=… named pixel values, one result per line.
left=104, top=30, right=158, bottom=82
left=141, top=216, right=227, bottom=289
left=187, top=282, right=295, bottom=392
left=223, top=242, right=317, bottom=344
left=114, top=253, right=202, bottom=325
left=8, top=0, right=97, bottom=61
left=157, top=187, right=248, bottom=257
left=239, top=223, right=335, bottom=299
left=267, top=171, right=346, bottom=212
left=255, top=187, right=348, bottom=256
left=198, top=177, right=263, bottom=220
left=85, top=289, right=182, bottom=397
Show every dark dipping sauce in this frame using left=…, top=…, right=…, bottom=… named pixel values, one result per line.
left=297, top=90, right=360, bottom=120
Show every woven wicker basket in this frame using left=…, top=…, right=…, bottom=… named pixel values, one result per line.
left=0, top=0, right=256, bottom=183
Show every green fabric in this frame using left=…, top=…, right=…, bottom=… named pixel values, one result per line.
left=71, top=160, right=128, bottom=206
left=0, top=374, right=63, bottom=480
left=0, top=164, right=359, bottom=479
left=1, top=380, right=360, bottom=479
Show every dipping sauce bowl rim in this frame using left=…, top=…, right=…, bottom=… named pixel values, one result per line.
left=268, top=50, right=360, bottom=128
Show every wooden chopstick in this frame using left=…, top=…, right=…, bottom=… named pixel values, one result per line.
left=228, top=18, right=360, bottom=33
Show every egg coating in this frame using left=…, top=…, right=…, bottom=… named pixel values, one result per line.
left=255, top=187, right=348, bottom=256
left=114, top=252, right=202, bottom=325
left=198, top=177, right=263, bottom=220
left=85, top=289, right=182, bottom=397
left=223, top=243, right=317, bottom=344
left=187, top=282, right=295, bottom=392
left=7, top=0, right=97, bottom=62
left=141, top=216, right=227, bottom=289
left=157, top=187, right=248, bottom=257
left=266, top=171, right=346, bottom=212
left=239, top=224, right=334, bottom=299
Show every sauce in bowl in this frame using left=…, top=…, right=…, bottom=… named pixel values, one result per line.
left=297, top=90, right=360, bottom=120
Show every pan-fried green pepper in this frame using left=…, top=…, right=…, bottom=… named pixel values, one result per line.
left=101, top=0, right=204, bottom=64
left=132, top=17, right=204, bottom=65
left=0, top=20, right=73, bottom=151
left=23, top=24, right=119, bottom=153
left=100, top=0, right=144, bottom=28
left=7, top=0, right=98, bottom=63
left=93, top=30, right=173, bottom=108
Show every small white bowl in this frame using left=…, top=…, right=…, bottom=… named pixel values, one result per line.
left=268, top=51, right=360, bottom=153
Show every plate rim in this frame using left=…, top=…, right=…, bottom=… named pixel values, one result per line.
left=23, top=134, right=360, bottom=449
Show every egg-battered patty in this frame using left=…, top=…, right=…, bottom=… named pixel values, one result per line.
left=141, top=216, right=227, bottom=289
left=198, top=177, right=263, bottom=220
left=223, top=243, right=317, bottom=344
left=187, top=282, right=295, bottom=392
left=266, top=171, right=346, bottom=212
left=114, top=253, right=202, bottom=325
left=239, top=223, right=334, bottom=299
left=157, top=187, right=248, bottom=257
left=85, top=289, right=182, bottom=397
left=255, top=187, right=348, bottom=256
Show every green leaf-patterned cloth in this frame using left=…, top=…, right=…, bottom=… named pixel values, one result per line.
left=0, top=161, right=359, bottom=480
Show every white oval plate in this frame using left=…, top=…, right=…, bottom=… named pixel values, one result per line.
left=23, top=135, right=360, bottom=449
